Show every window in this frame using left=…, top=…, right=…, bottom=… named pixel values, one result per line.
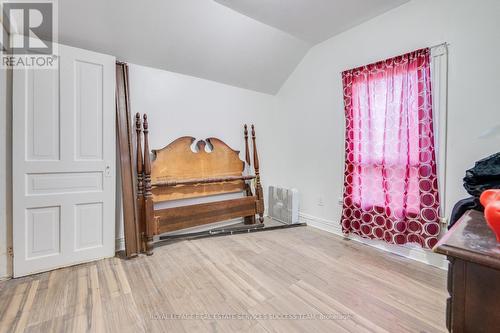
left=341, top=48, right=441, bottom=248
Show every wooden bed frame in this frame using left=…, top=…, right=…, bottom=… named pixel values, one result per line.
left=135, top=113, right=264, bottom=255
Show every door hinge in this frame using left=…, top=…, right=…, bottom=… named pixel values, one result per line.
left=7, top=247, right=13, bottom=257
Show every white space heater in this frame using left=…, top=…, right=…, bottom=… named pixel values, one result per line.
left=268, top=186, right=299, bottom=224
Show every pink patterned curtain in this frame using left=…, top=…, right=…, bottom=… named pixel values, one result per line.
left=341, top=48, right=440, bottom=248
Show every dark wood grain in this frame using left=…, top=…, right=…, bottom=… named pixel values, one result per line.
left=115, top=62, right=139, bottom=257
left=135, top=113, right=145, bottom=253
left=142, top=114, right=155, bottom=255
left=243, top=124, right=255, bottom=225
left=244, top=124, right=251, bottom=166
left=150, top=137, right=246, bottom=201
left=156, top=197, right=257, bottom=233
left=152, top=175, right=255, bottom=187
left=434, top=210, right=500, bottom=333
left=434, top=210, right=500, bottom=271
left=251, top=125, right=264, bottom=223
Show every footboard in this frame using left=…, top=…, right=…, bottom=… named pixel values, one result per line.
left=155, top=196, right=258, bottom=233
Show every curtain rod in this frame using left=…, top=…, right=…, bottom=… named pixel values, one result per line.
left=340, top=42, right=449, bottom=74
left=430, top=42, right=449, bottom=49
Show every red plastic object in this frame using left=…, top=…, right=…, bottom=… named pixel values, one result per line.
left=480, top=190, right=500, bottom=242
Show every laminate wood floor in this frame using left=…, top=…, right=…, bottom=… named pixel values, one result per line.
left=0, top=226, right=447, bottom=333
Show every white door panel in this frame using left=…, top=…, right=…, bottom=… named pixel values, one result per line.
left=13, top=44, right=115, bottom=277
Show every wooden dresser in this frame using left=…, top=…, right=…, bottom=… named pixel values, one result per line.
left=434, top=210, right=500, bottom=332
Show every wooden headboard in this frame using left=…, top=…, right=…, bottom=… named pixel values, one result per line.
left=135, top=113, right=264, bottom=255
left=150, top=137, right=247, bottom=202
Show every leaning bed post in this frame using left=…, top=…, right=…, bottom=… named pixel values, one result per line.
left=244, top=125, right=256, bottom=225
left=143, top=114, right=156, bottom=255
left=244, top=124, right=251, bottom=167
left=251, top=125, right=265, bottom=223
left=135, top=113, right=146, bottom=253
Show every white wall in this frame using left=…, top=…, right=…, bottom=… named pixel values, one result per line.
left=114, top=64, right=276, bottom=242
left=272, top=0, right=500, bottom=229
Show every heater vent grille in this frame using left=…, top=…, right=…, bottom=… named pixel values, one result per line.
left=268, top=186, right=299, bottom=224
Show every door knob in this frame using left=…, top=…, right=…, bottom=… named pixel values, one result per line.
left=105, top=165, right=111, bottom=177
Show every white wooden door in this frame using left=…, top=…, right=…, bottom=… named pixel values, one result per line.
left=13, top=44, right=116, bottom=277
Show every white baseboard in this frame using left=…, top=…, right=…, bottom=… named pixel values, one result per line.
left=299, top=212, right=448, bottom=270
left=115, top=237, right=125, bottom=252
left=0, top=253, right=9, bottom=280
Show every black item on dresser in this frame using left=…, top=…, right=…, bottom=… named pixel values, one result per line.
left=449, top=197, right=483, bottom=229
left=463, top=152, right=500, bottom=197
left=450, top=153, right=500, bottom=228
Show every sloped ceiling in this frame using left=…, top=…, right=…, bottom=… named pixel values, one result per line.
left=215, top=0, right=409, bottom=44
left=58, top=0, right=308, bottom=94
left=58, top=0, right=407, bottom=94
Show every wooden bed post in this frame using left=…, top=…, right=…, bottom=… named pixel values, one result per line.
left=244, top=124, right=256, bottom=225
left=135, top=113, right=146, bottom=253
left=143, top=114, right=156, bottom=255
left=244, top=124, right=251, bottom=167
left=251, top=125, right=265, bottom=223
